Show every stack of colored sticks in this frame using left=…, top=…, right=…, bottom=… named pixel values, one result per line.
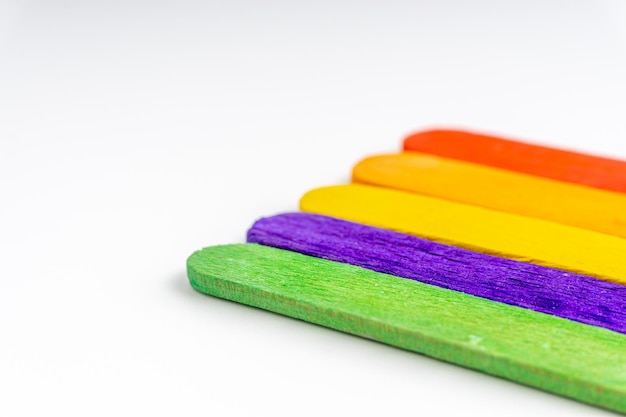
left=187, top=129, right=626, bottom=414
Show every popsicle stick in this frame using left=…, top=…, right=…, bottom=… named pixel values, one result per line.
left=299, top=184, right=626, bottom=285
left=187, top=243, right=626, bottom=414
left=403, top=129, right=626, bottom=193
left=352, top=152, right=626, bottom=239
left=247, top=212, right=626, bottom=335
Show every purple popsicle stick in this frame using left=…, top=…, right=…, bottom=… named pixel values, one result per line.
left=247, top=212, right=626, bottom=335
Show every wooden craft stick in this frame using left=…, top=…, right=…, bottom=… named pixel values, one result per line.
left=187, top=243, right=626, bottom=414
left=352, top=152, right=626, bottom=239
left=247, top=212, right=626, bottom=335
left=403, top=129, right=626, bottom=193
left=299, top=184, right=626, bottom=285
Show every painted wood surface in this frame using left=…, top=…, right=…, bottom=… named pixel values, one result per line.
left=187, top=243, right=626, bottom=414
left=403, top=129, right=626, bottom=193
left=299, top=184, right=626, bottom=285
left=352, top=152, right=626, bottom=238
left=247, top=212, right=626, bottom=335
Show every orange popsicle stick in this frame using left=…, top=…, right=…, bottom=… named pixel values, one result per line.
left=403, top=129, right=626, bottom=194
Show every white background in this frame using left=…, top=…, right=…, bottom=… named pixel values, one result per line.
left=2, top=1, right=626, bottom=416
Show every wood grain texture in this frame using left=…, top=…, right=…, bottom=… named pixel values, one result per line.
left=352, top=152, right=626, bottom=239
left=247, top=212, right=626, bottom=335
left=403, top=129, right=626, bottom=193
left=187, top=243, right=626, bottom=414
left=299, top=184, right=626, bottom=285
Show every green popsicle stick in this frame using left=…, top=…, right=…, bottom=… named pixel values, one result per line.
left=187, top=243, right=626, bottom=414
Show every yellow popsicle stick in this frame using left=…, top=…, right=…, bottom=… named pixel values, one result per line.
left=300, top=184, right=626, bottom=284
left=352, top=152, right=626, bottom=239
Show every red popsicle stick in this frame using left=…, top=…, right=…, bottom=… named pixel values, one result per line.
left=403, top=129, right=626, bottom=193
